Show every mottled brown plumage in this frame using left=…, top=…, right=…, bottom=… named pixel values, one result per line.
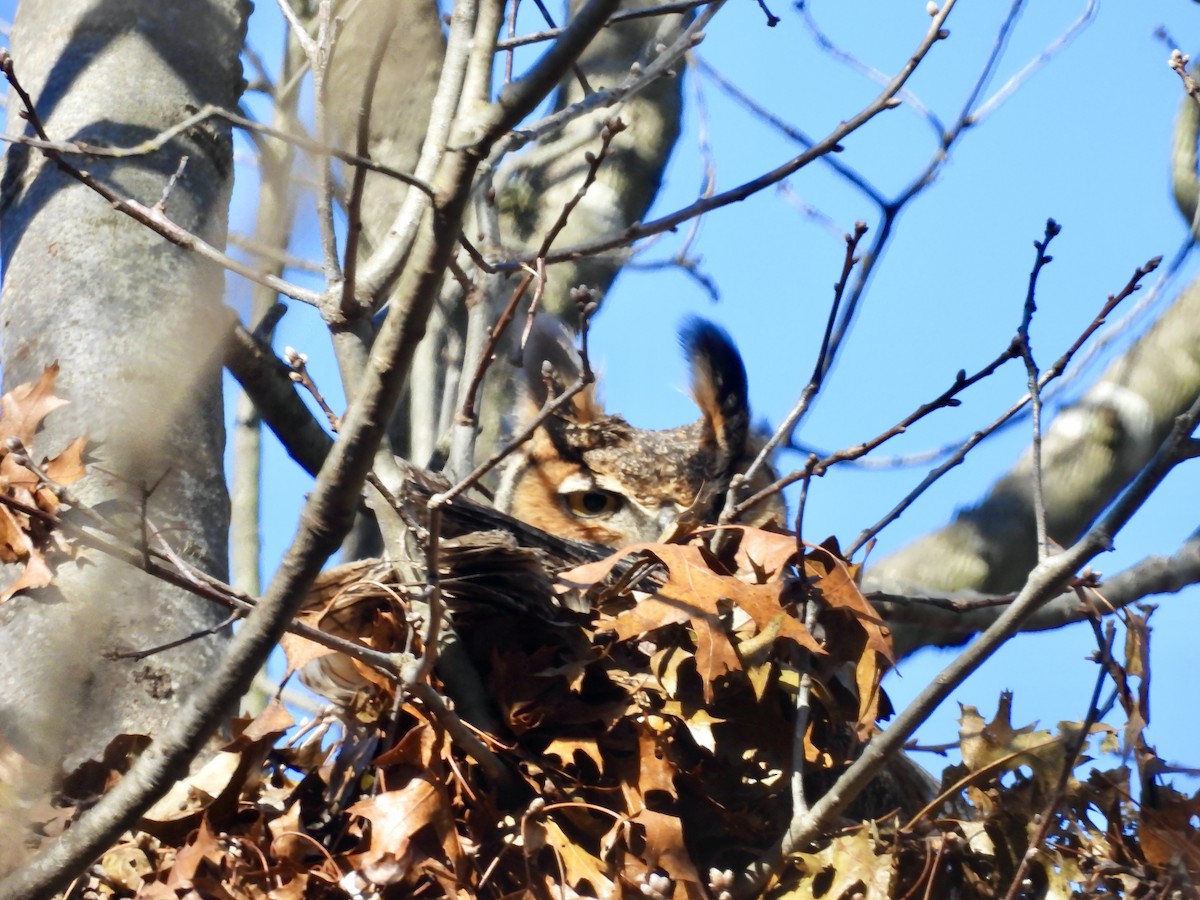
left=496, top=318, right=785, bottom=547
left=299, top=320, right=786, bottom=707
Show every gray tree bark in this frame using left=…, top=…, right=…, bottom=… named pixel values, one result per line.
left=0, top=0, right=247, bottom=769
left=867, top=277, right=1200, bottom=595
left=493, top=0, right=686, bottom=327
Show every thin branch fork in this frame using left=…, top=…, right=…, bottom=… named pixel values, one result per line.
left=491, top=0, right=957, bottom=271
left=773, top=251, right=1158, bottom=558
left=456, top=119, right=623, bottom=428
left=872, top=532, right=1200, bottom=655
left=735, top=323, right=1021, bottom=523
left=732, top=220, right=869, bottom=517
left=0, top=62, right=445, bottom=311
left=458, top=271, right=535, bottom=426
left=491, top=0, right=723, bottom=158
left=1000, top=620, right=1114, bottom=900
left=805, top=1, right=1098, bottom=413
left=495, top=1, right=712, bottom=51
left=1016, top=219, right=1062, bottom=562
left=843, top=256, right=1159, bottom=558
left=437, top=301, right=599, bottom=510
left=0, top=95, right=435, bottom=197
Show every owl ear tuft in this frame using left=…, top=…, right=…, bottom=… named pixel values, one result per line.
left=679, top=317, right=751, bottom=477
left=516, top=316, right=603, bottom=423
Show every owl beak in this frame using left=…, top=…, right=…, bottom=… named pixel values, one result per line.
left=653, top=505, right=686, bottom=544
left=658, top=506, right=679, bottom=530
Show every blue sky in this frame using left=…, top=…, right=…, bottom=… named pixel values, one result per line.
left=3, top=1, right=1196, bottom=787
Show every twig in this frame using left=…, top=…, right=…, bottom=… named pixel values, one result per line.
left=945, top=0, right=1026, bottom=129
left=459, top=274, right=531, bottom=426
left=737, top=323, right=1021, bottom=521
left=902, top=740, right=958, bottom=756
left=692, top=55, right=884, bottom=207
left=753, top=0, right=779, bottom=27
left=225, top=320, right=335, bottom=478
left=151, top=154, right=189, bottom=213
left=784, top=235, right=1186, bottom=479
left=493, top=0, right=954, bottom=270
left=413, top=503, right=447, bottom=690
left=624, top=255, right=720, bottom=301
left=435, top=301, right=598, bottom=508
left=0, top=490, right=401, bottom=680
left=4, top=439, right=133, bottom=541
left=503, top=0, right=520, bottom=84
left=284, top=346, right=341, bottom=431
left=0, top=51, right=323, bottom=308
left=899, top=731, right=1069, bottom=835
left=871, top=535, right=1200, bottom=657
left=528, top=0, right=594, bottom=95
left=1056, top=235, right=1192, bottom=399
left=0, top=102, right=434, bottom=197
left=797, top=0, right=942, bottom=136
left=274, top=0, right=316, bottom=57
left=1017, top=219, right=1062, bottom=560
left=842, top=255, right=1160, bottom=558
left=1168, top=49, right=1200, bottom=105
left=494, top=1, right=712, bottom=51
left=536, top=118, right=626, bottom=260
left=731, top=3, right=1088, bottom=529
left=228, top=233, right=323, bottom=273
left=789, top=595, right=822, bottom=816
left=735, top=221, right=868, bottom=502
left=489, top=0, right=724, bottom=158
left=492, top=0, right=623, bottom=137
left=971, top=0, right=1097, bottom=123
left=108, top=612, right=240, bottom=660
left=410, top=682, right=508, bottom=783
left=361, top=474, right=511, bottom=784
left=812, top=0, right=1096, bottom=406
left=791, top=456, right=818, bottom=555
left=455, top=116, right=621, bottom=434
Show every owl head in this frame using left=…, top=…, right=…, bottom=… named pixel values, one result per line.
left=495, top=317, right=785, bottom=547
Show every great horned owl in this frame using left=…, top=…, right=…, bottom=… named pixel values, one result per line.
left=495, top=317, right=785, bottom=547
left=299, top=320, right=784, bottom=709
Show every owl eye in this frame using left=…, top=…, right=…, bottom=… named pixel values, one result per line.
left=563, top=489, right=624, bottom=518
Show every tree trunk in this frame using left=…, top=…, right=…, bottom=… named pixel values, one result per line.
left=867, top=275, right=1200, bottom=596
left=0, top=0, right=247, bottom=769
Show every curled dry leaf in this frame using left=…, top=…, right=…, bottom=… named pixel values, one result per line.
left=782, top=826, right=895, bottom=899
left=562, top=538, right=825, bottom=703
left=0, top=362, right=69, bottom=448
left=0, top=364, right=89, bottom=603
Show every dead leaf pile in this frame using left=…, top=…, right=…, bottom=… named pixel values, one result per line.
left=7, top=502, right=1196, bottom=897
